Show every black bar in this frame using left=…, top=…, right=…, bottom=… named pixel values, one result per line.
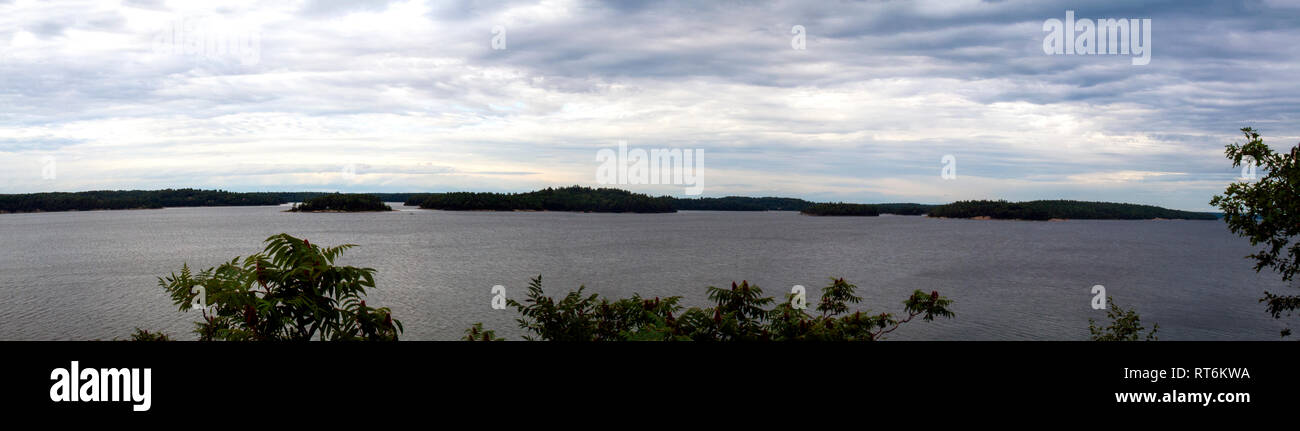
left=1, top=341, right=1291, bottom=419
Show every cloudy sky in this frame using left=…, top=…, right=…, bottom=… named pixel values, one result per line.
left=1, top=0, right=1297, bottom=210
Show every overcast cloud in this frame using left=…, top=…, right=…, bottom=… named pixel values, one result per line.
left=2, top=0, right=1298, bottom=210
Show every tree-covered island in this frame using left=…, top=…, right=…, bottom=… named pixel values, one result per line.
left=289, top=193, right=394, bottom=212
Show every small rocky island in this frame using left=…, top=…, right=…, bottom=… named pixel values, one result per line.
left=289, top=193, right=394, bottom=212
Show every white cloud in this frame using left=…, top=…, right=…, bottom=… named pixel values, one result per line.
left=1066, top=170, right=1186, bottom=184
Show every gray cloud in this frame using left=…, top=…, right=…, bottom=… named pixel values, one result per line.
left=0, top=0, right=1297, bottom=211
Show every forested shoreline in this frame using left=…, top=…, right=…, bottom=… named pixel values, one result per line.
left=926, top=200, right=1220, bottom=221
left=407, top=192, right=819, bottom=212
left=801, top=203, right=881, bottom=216
left=0, top=189, right=282, bottom=213
left=799, top=202, right=937, bottom=216
left=0, top=190, right=420, bottom=213
left=668, top=196, right=814, bottom=211
left=416, top=186, right=676, bottom=213
left=0, top=188, right=1219, bottom=219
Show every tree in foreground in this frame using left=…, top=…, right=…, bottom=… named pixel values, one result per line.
left=467, top=276, right=953, bottom=341
left=1210, top=127, right=1300, bottom=337
left=156, top=233, right=402, bottom=341
left=1088, top=296, right=1158, bottom=341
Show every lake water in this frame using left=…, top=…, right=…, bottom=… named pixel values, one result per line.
left=0, top=204, right=1290, bottom=341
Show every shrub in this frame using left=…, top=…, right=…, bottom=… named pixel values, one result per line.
left=1088, top=296, right=1158, bottom=341
left=156, top=233, right=402, bottom=341
left=470, top=276, right=954, bottom=341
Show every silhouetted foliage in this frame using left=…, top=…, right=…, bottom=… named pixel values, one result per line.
left=126, top=328, right=172, bottom=341
left=461, top=322, right=505, bottom=341
left=290, top=193, right=393, bottom=212
left=927, top=200, right=1217, bottom=220
left=1089, top=296, right=1158, bottom=341
left=801, top=203, right=881, bottom=216
left=419, top=186, right=675, bottom=213
left=156, top=234, right=402, bottom=341
left=1210, top=127, right=1300, bottom=337
left=468, top=276, right=954, bottom=341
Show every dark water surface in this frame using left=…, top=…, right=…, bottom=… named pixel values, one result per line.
left=0, top=204, right=1289, bottom=340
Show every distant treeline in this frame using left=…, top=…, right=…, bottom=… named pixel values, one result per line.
left=417, top=186, right=675, bottom=213
left=0, top=190, right=422, bottom=213
left=0, top=189, right=1214, bottom=220
left=412, top=188, right=937, bottom=214
left=874, top=203, right=935, bottom=215
left=271, top=192, right=421, bottom=204
left=668, top=196, right=814, bottom=211
left=408, top=194, right=816, bottom=211
left=411, top=192, right=935, bottom=214
left=289, top=193, right=393, bottom=212
left=927, top=200, right=1219, bottom=220
left=801, top=203, right=880, bottom=216
left=0, top=189, right=283, bottom=213
left=665, top=198, right=934, bottom=214
left=403, top=194, right=433, bottom=206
